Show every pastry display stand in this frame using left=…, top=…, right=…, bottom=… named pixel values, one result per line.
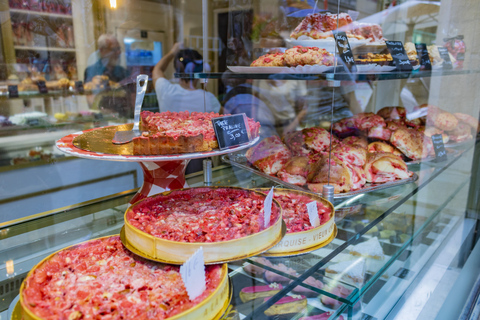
left=56, top=124, right=260, bottom=205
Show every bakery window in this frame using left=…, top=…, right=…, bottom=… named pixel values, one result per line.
left=1, top=0, right=480, bottom=319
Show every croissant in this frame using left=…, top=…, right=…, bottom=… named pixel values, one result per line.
left=364, top=152, right=412, bottom=183
left=246, top=136, right=292, bottom=175
left=390, top=127, right=433, bottom=160
left=277, top=156, right=309, bottom=186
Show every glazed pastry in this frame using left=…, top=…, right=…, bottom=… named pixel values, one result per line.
left=342, top=136, right=368, bottom=149
left=377, top=106, right=406, bottom=120
left=332, top=117, right=358, bottom=138
left=251, top=52, right=286, bottom=67
left=264, top=263, right=299, bottom=284
left=302, top=127, right=332, bottom=153
left=264, top=295, right=307, bottom=316
left=368, top=125, right=392, bottom=141
left=447, top=122, right=473, bottom=143
left=345, top=164, right=366, bottom=191
left=364, top=152, right=412, bottom=183
left=390, top=128, right=432, bottom=160
left=332, top=144, right=367, bottom=167
left=284, top=46, right=334, bottom=67
left=246, top=136, right=292, bottom=175
left=454, top=112, right=480, bottom=133
left=368, top=141, right=396, bottom=154
left=239, top=283, right=283, bottom=303
left=307, top=154, right=352, bottom=193
left=243, top=257, right=273, bottom=277
left=283, top=130, right=310, bottom=156
left=386, top=120, right=407, bottom=131
left=291, top=276, right=324, bottom=297
left=277, top=156, right=310, bottom=186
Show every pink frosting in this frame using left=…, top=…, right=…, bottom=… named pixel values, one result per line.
left=241, top=283, right=283, bottom=294
left=264, top=295, right=306, bottom=304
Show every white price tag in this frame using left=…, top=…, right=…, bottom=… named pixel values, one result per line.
left=180, top=247, right=206, bottom=300
left=306, top=201, right=320, bottom=227
left=264, top=187, right=274, bottom=228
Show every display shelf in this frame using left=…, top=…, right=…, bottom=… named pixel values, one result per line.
left=14, top=45, right=76, bottom=52
left=9, top=8, right=73, bottom=19
left=175, top=68, right=478, bottom=81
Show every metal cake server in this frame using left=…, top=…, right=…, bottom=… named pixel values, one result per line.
left=112, top=74, right=149, bottom=144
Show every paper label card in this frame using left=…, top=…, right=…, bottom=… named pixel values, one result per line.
left=385, top=41, right=413, bottom=71
left=264, top=187, right=274, bottom=228
left=8, top=85, right=19, bottom=98
left=437, top=47, right=453, bottom=70
left=212, top=114, right=250, bottom=149
left=415, top=43, right=432, bottom=70
left=306, top=201, right=320, bottom=227
left=180, top=247, right=206, bottom=300
left=334, top=31, right=356, bottom=72
left=431, top=134, right=447, bottom=161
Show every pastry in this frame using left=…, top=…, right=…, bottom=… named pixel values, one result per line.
left=368, top=125, right=392, bottom=141
left=302, top=127, right=332, bottom=153
left=446, top=122, right=473, bottom=143
left=284, top=46, right=334, bottom=67
left=377, top=106, right=407, bottom=120
left=325, top=258, right=366, bottom=287
left=390, top=127, right=433, bottom=160
left=364, top=152, right=412, bottom=183
left=126, top=188, right=280, bottom=243
left=453, top=112, right=479, bottom=133
left=291, top=276, right=324, bottom=297
left=345, top=164, right=367, bottom=191
left=264, top=295, right=307, bottom=316
left=264, top=263, right=299, bottom=284
left=239, top=283, right=283, bottom=303
left=134, top=111, right=260, bottom=155
left=246, top=136, right=291, bottom=175
left=277, top=156, right=310, bottom=186
left=251, top=52, right=286, bottom=67
left=307, top=154, right=352, bottom=193
left=332, top=144, right=367, bottom=167
left=342, top=135, right=368, bottom=148
left=283, top=130, right=310, bottom=156
left=290, top=12, right=354, bottom=39
left=22, top=236, right=225, bottom=320
left=243, top=257, right=273, bottom=277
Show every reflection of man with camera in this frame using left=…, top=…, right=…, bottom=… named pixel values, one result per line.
left=152, top=42, right=221, bottom=113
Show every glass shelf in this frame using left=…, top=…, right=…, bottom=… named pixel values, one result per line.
left=175, top=68, right=479, bottom=81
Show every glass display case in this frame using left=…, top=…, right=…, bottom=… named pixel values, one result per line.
left=1, top=0, right=480, bottom=319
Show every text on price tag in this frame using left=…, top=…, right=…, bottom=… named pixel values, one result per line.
left=306, top=201, right=320, bottom=227
left=437, top=47, right=453, bottom=70
left=334, top=31, right=356, bottom=72
left=212, top=114, right=250, bottom=149
left=180, top=247, right=206, bottom=300
left=264, top=187, right=274, bottom=228
left=431, top=134, right=447, bottom=161
left=385, top=41, right=413, bottom=71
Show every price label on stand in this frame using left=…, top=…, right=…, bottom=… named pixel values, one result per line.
left=37, top=80, right=48, bottom=94
left=8, top=85, right=19, bottom=98
left=180, top=247, right=206, bottom=300
left=306, top=201, right=320, bottom=227
left=415, top=43, right=432, bottom=70
left=264, top=187, right=274, bottom=228
left=431, top=134, right=447, bottom=161
left=385, top=41, right=413, bottom=72
left=334, top=31, right=356, bottom=72
left=437, top=47, right=453, bottom=70
left=212, top=114, right=250, bottom=149
left=75, top=81, right=84, bottom=94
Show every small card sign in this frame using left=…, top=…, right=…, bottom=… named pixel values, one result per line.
left=334, top=31, right=356, bottom=72
left=8, top=85, right=19, bottom=98
left=180, top=247, right=206, bottom=300
left=37, top=80, right=48, bottom=94
left=306, top=201, right=320, bottom=227
left=212, top=114, right=250, bottom=149
left=431, top=134, right=447, bottom=161
left=264, top=187, right=274, bottom=228
left=415, top=43, right=432, bottom=70
left=75, top=81, right=84, bottom=94
left=437, top=47, right=453, bottom=70
left=385, top=41, right=413, bottom=71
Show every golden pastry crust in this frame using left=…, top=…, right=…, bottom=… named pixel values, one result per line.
left=277, top=156, right=309, bottom=186
left=246, top=136, right=292, bottom=175
left=283, top=130, right=310, bottom=156
left=250, top=52, right=286, bottom=67
left=342, top=136, right=368, bottom=149
left=390, top=128, right=432, bottom=160
left=284, top=46, right=334, bottom=67
left=368, top=141, right=395, bottom=154
left=302, top=127, right=332, bottom=153
left=307, top=154, right=352, bottom=193
left=332, top=144, right=367, bottom=167
left=364, top=152, right=411, bottom=183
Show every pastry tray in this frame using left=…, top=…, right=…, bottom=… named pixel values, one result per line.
left=222, top=154, right=418, bottom=199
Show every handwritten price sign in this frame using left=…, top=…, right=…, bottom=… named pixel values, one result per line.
left=385, top=41, right=413, bottom=71
left=212, top=114, right=250, bottom=149
left=431, top=134, right=447, bottom=161
left=334, top=31, right=356, bottom=72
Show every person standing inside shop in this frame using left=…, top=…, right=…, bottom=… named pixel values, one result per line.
left=84, top=34, right=129, bottom=83
left=152, top=42, right=221, bottom=113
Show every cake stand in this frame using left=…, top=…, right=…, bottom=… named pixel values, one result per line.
left=56, top=124, right=259, bottom=205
